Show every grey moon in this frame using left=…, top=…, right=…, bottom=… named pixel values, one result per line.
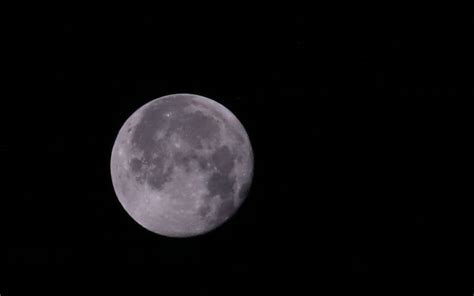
left=110, top=94, right=254, bottom=237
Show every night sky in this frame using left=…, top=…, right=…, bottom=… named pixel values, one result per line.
left=1, top=9, right=472, bottom=295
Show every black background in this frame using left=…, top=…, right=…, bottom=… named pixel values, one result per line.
left=0, top=8, right=472, bottom=295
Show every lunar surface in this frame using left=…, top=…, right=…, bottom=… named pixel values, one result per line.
left=110, top=94, right=254, bottom=237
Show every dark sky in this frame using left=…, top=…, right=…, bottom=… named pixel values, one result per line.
left=1, top=9, right=472, bottom=295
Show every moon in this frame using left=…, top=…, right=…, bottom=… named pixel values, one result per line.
left=110, top=94, right=254, bottom=237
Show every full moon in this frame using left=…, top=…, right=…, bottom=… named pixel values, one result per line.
left=110, top=94, right=254, bottom=237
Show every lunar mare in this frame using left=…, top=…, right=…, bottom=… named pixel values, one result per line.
left=110, top=94, right=253, bottom=237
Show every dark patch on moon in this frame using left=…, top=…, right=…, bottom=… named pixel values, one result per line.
left=206, top=145, right=236, bottom=200
left=238, top=179, right=252, bottom=200
left=147, top=154, right=173, bottom=191
left=130, top=134, right=174, bottom=190
left=207, top=172, right=235, bottom=200
left=198, top=204, right=211, bottom=218
left=130, top=96, right=224, bottom=192
left=131, top=96, right=220, bottom=161
left=217, top=199, right=235, bottom=221
left=131, top=96, right=190, bottom=159
left=129, top=157, right=147, bottom=184
left=211, top=145, right=234, bottom=175
left=167, top=110, right=221, bottom=149
left=130, top=157, right=144, bottom=172
left=190, top=99, right=245, bottom=145
left=173, top=151, right=208, bottom=172
left=232, top=128, right=246, bottom=145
